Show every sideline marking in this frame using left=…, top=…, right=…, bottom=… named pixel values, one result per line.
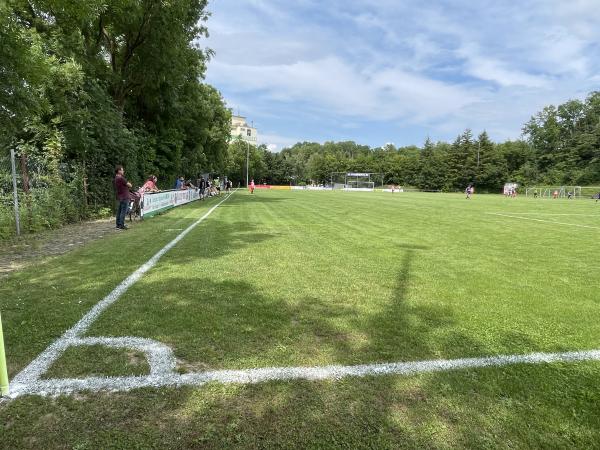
left=11, top=349, right=600, bottom=397
left=492, top=213, right=600, bottom=217
left=9, top=191, right=236, bottom=397
left=486, top=212, right=600, bottom=230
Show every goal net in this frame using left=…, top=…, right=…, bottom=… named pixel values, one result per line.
left=331, top=172, right=382, bottom=191
left=347, top=180, right=375, bottom=190
left=525, top=186, right=582, bottom=198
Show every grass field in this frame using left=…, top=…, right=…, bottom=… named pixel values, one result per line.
left=2, top=190, right=600, bottom=449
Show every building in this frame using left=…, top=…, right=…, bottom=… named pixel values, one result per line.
left=231, top=115, right=258, bottom=145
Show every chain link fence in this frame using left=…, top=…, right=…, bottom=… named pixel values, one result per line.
left=0, top=151, right=19, bottom=238
left=1, top=148, right=110, bottom=240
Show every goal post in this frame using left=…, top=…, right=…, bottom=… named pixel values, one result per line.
left=525, top=186, right=582, bottom=198
left=330, top=172, right=384, bottom=191
left=347, top=180, right=375, bottom=190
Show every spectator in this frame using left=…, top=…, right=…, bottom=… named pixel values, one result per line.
left=139, top=175, right=159, bottom=194
left=198, top=176, right=206, bottom=199
left=174, top=176, right=185, bottom=190
left=114, top=165, right=132, bottom=230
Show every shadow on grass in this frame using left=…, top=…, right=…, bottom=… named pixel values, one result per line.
left=164, top=218, right=280, bottom=264
left=0, top=200, right=265, bottom=378
left=88, top=242, right=528, bottom=370
left=3, top=240, right=600, bottom=448
left=218, top=193, right=293, bottom=206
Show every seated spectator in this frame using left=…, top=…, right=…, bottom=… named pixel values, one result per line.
left=139, top=175, right=159, bottom=194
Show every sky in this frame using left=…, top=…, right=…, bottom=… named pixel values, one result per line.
left=203, top=0, right=600, bottom=152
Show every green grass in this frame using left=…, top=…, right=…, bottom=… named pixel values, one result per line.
left=2, top=191, right=600, bottom=448
left=42, top=346, right=149, bottom=379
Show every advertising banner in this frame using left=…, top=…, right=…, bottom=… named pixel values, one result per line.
left=141, top=189, right=200, bottom=217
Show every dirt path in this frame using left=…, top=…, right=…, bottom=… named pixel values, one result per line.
left=0, top=219, right=120, bottom=277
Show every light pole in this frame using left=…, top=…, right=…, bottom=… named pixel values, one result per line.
left=245, top=140, right=250, bottom=188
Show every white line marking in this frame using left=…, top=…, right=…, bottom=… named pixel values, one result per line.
left=73, top=337, right=176, bottom=376
left=491, top=213, right=600, bottom=217
left=6, top=191, right=600, bottom=398
left=9, top=191, right=236, bottom=395
left=11, top=349, right=600, bottom=397
left=486, top=212, right=600, bottom=230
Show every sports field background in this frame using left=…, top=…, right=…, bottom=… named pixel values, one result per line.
left=2, top=190, right=600, bottom=448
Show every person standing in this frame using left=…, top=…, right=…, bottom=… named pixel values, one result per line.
left=114, top=165, right=132, bottom=230
left=198, top=176, right=206, bottom=199
left=249, top=179, right=255, bottom=194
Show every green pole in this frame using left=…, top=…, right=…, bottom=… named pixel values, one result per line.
left=0, top=312, right=9, bottom=396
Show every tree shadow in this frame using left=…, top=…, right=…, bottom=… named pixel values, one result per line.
left=219, top=193, right=292, bottom=206
left=0, top=200, right=274, bottom=378
left=4, top=240, right=600, bottom=448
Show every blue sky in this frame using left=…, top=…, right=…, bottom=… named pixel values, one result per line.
left=204, top=0, right=600, bottom=151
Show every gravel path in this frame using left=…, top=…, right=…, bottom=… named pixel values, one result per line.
left=0, top=219, right=120, bottom=277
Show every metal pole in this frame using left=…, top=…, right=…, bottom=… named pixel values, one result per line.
left=0, top=312, right=9, bottom=396
left=246, top=141, right=249, bottom=188
left=10, top=148, right=21, bottom=236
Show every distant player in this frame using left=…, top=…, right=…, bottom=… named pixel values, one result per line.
left=553, top=190, right=558, bottom=199
left=249, top=179, right=255, bottom=194
left=465, top=184, right=472, bottom=199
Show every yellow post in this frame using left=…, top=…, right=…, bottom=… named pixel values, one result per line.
left=0, top=312, right=9, bottom=396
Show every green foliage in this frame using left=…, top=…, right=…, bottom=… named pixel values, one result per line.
left=1, top=0, right=230, bottom=238
left=233, top=91, right=599, bottom=193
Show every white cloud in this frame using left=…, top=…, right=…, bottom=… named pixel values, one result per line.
left=259, top=133, right=301, bottom=152
left=209, top=57, right=478, bottom=123
left=205, top=0, right=600, bottom=146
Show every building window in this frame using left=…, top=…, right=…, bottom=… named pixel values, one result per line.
left=247, top=129, right=252, bottom=137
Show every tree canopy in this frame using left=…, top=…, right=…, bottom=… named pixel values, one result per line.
left=2, top=0, right=231, bottom=208
left=237, top=92, right=600, bottom=192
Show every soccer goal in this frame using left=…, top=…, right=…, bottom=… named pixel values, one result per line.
left=525, top=186, right=582, bottom=198
left=331, top=172, right=383, bottom=191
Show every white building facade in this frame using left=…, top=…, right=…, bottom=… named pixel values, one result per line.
left=231, top=115, right=258, bottom=145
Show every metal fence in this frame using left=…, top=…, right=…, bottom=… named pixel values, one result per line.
left=0, top=150, right=21, bottom=237
left=0, top=147, right=97, bottom=239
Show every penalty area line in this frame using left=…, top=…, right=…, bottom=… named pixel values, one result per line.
left=486, top=212, right=600, bottom=230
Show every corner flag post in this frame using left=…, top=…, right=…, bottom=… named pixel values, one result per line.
left=0, top=312, right=8, bottom=396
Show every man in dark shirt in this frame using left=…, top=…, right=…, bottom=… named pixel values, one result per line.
left=198, top=176, right=206, bottom=199
left=114, top=165, right=132, bottom=230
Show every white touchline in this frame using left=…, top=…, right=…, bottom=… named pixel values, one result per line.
left=11, top=350, right=600, bottom=397
left=486, top=212, right=600, bottom=230
left=491, top=213, right=600, bottom=217
left=9, top=191, right=236, bottom=397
